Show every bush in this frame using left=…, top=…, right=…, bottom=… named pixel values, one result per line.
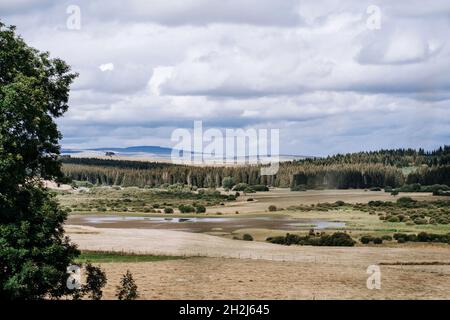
left=268, top=205, right=277, bottom=212
left=244, top=187, right=256, bottom=193
left=397, top=197, right=417, bottom=207
left=83, top=263, right=107, bottom=300
left=268, top=232, right=355, bottom=247
left=233, top=183, right=249, bottom=191
left=222, top=177, right=235, bottom=189
left=243, top=234, right=254, bottom=241
left=387, top=216, right=400, bottom=223
left=360, top=236, right=373, bottom=244
left=393, top=232, right=450, bottom=244
left=252, top=185, right=269, bottom=192
left=381, top=235, right=393, bottom=241
left=195, top=205, right=206, bottom=213
left=247, top=198, right=254, bottom=201
left=164, top=207, right=174, bottom=214
left=178, top=204, right=196, bottom=213
left=320, top=232, right=355, bottom=246
left=372, top=237, right=383, bottom=244
left=116, top=270, right=139, bottom=300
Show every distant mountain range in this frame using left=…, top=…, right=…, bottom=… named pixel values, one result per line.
left=61, top=145, right=309, bottom=161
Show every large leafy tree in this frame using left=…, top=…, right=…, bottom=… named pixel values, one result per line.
left=0, top=22, right=79, bottom=299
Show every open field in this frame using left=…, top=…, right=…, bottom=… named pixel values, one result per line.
left=64, top=187, right=450, bottom=299
left=66, top=225, right=450, bottom=299
left=97, top=257, right=450, bottom=300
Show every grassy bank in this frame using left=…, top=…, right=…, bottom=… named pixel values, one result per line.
left=75, top=251, right=185, bottom=263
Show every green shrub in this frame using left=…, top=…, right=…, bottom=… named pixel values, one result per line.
left=83, top=263, right=107, bottom=300
left=233, top=183, right=249, bottom=191
left=252, top=185, right=269, bottom=192
left=387, top=216, right=400, bottom=223
left=244, top=187, right=256, bottom=193
left=195, top=205, right=206, bottom=213
left=320, top=232, right=355, bottom=246
left=178, top=204, right=196, bottom=213
left=116, top=270, right=139, bottom=300
left=164, top=207, right=174, bottom=214
left=268, top=232, right=354, bottom=247
left=268, top=205, right=277, bottom=212
left=397, top=197, right=417, bottom=207
left=372, top=237, right=383, bottom=244
left=222, top=177, right=235, bottom=189
left=394, top=232, right=450, bottom=244
left=360, top=236, right=373, bottom=244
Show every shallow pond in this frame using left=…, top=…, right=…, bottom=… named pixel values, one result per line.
left=69, top=215, right=346, bottom=233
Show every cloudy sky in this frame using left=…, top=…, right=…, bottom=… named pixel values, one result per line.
left=1, top=0, right=450, bottom=156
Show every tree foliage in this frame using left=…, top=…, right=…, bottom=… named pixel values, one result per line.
left=116, top=270, right=139, bottom=300
left=0, top=22, right=79, bottom=299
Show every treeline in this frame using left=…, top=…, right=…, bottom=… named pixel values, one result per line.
left=62, top=162, right=404, bottom=189
left=406, top=165, right=450, bottom=186
left=294, top=145, right=450, bottom=167
left=61, top=157, right=174, bottom=170
left=60, top=146, right=450, bottom=189
left=62, top=163, right=269, bottom=188
left=291, top=163, right=404, bottom=189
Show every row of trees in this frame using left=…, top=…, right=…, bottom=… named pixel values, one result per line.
left=62, top=161, right=407, bottom=189
left=406, top=165, right=450, bottom=186
left=295, top=146, right=450, bottom=167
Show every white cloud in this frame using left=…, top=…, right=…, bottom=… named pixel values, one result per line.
left=99, top=63, right=114, bottom=72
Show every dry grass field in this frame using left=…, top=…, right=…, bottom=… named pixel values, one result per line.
left=98, top=257, right=450, bottom=300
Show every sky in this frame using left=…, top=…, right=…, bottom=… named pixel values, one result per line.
left=1, top=0, right=450, bottom=156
